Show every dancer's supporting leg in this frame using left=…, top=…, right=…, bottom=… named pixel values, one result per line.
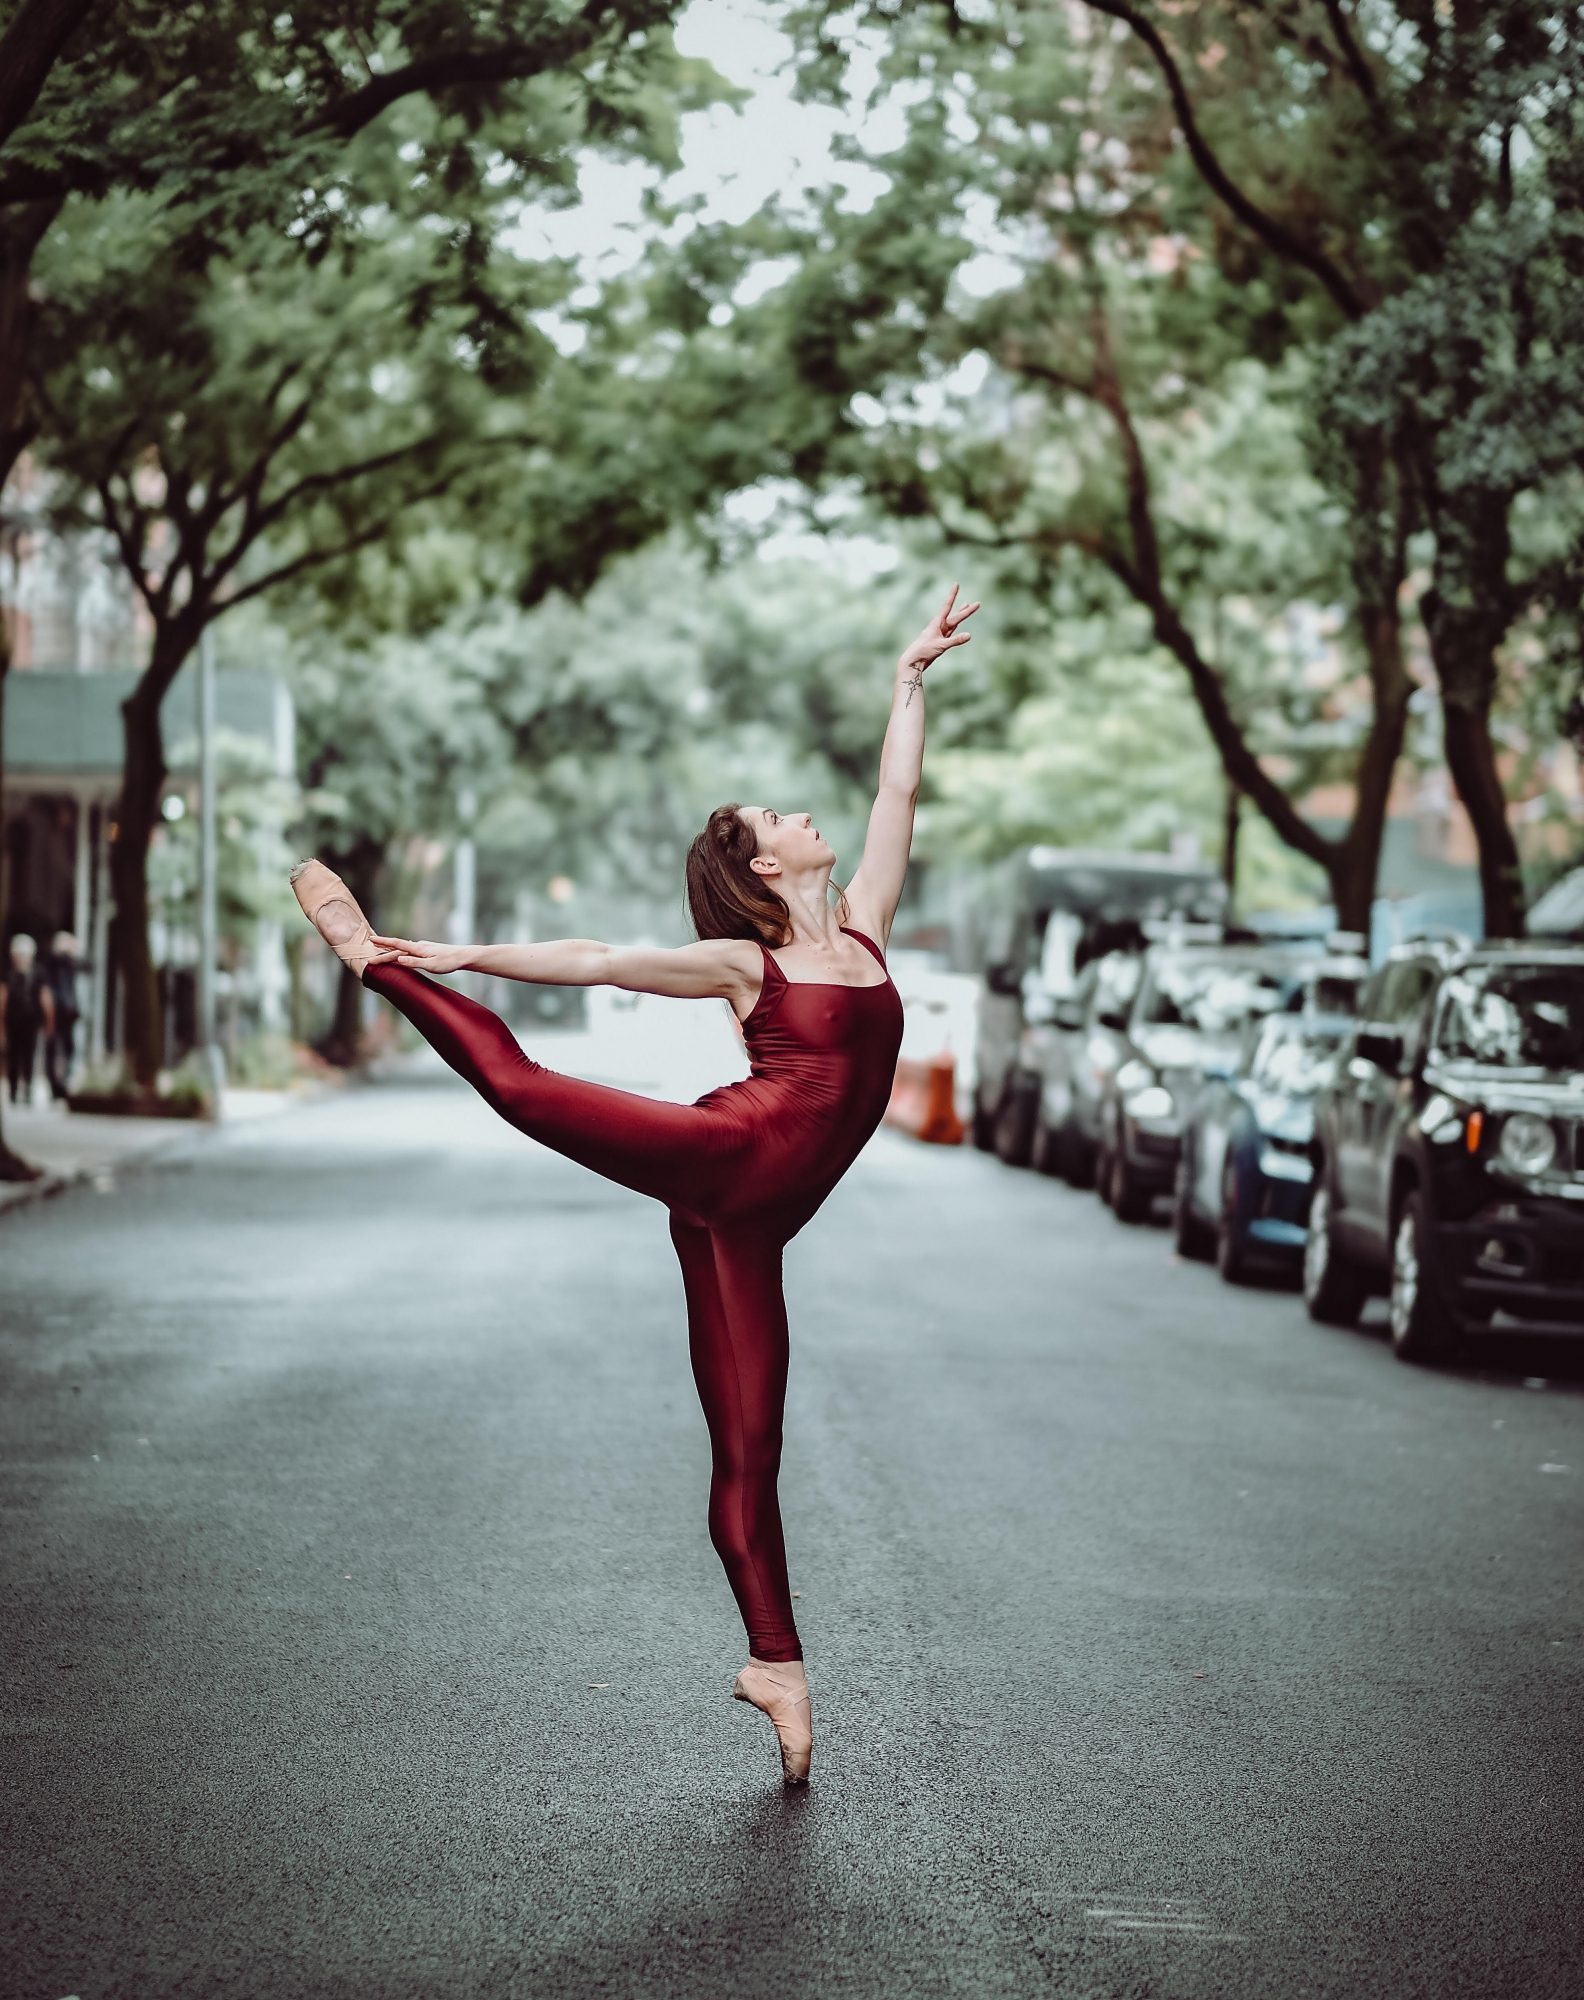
left=669, top=1216, right=801, bottom=1660
left=671, top=1215, right=813, bottom=1784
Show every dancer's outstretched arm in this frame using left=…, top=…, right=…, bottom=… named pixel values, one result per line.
left=843, top=584, right=977, bottom=948
left=369, top=931, right=766, bottom=1017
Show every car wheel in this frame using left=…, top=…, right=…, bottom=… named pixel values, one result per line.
left=994, top=1082, right=1036, bottom=1167
left=1302, top=1183, right=1368, bottom=1327
left=1110, top=1146, right=1150, bottom=1223
left=1173, top=1157, right=1215, bottom=1261
left=971, top=1090, right=997, bottom=1152
left=1063, top=1133, right=1097, bottom=1191
left=1389, top=1189, right=1456, bottom=1364
left=1216, top=1156, right=1249, bottom=1283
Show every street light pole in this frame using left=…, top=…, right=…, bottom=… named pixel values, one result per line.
left=197, top=625, right=225, bottom=1100
left=450, top=787, right=477, bottom=998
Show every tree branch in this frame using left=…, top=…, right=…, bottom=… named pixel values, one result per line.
left=1079, top=0, right=1366, bottom=320
left=0, top=0, right=102, bottom=149
left=312, top=30, right=595, bottom=140
left=0, top=16, right=605, bottom=204
left=215, top=478, right=457, bottom=608
left=1079, top=300, right=1339, bottom=868
left=1320, top=0, right=1379, bottom=101
left=238, top=435, right=447, bottom=546
left=95, top=472, right=157, bottom=613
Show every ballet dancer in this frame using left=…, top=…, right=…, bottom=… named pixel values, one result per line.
left=290, top=585, right=978, bottom=1784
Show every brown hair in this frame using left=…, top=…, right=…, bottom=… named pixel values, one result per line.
left=686, top=804, right=791, bottom=947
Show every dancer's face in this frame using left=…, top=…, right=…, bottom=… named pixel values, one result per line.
left=740, top=807, right=835, bottom=881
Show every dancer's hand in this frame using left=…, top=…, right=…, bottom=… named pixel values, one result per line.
left=368, top=935, right=472, bottom=976
left=897, top=584, right=978, bottom=678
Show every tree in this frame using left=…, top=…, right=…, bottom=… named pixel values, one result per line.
left=10, top=0, right=723, bottom=1085
left=1048, top=0, right=1583, bottom=931
left=0, top=0, right=714, bottom=1156
left=30, top=188, right=521, bottom=1080
left=621, top=0, right=1582, bottom=935
left=594, top=0, right=1417, bottom=928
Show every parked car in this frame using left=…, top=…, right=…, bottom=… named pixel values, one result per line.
left=1175, top=1010, right=1352, bottom=1279
left=1098, top=942, right=1311, bottom=1222
left=1021, top=950, right=1143, bottom=1182
left=1304, top=941, right=1584, bottom=1362
left=972, top=848, right=1226, bottom=1155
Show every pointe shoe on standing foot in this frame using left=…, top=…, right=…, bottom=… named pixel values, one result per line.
left=733, top=1658, right=812, bottom=1786
left=289, top=859, right=380, bottom=978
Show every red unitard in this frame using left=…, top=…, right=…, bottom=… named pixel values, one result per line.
left=363, top=931, right=904, bottom=1661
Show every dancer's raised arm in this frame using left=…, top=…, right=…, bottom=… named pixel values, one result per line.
left=368, top=932, right=766, bottom=1016
left=842, top=585, right=977, bottom=947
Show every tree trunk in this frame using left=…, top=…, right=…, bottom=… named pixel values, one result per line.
left=0, top=0, right=100, bottom=150
left=0, top=197, right=60, bottom=476
left=0, top=200, right=64, bottom=1174
left=1422, top=525, right=1525, bottom=937
left=113, top=607, right=214, bottom=1085
left=112, top=671, right=169, bottom=1085
left=0, top=655, right=44, bottom=1179
left=318, top=834, right=382, bottom=1066
left=1441, top=692, right=1524, bottom=937
left=1221, top=781, right=1239, bottom=904
left=1329, top=599, right=1416, bottom=936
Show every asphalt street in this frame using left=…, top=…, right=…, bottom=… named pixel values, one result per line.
left=3, top=1072, right=1582, bottom=2000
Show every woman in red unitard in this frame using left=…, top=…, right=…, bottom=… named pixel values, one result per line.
left=290, top=586, right=977, bottom=1784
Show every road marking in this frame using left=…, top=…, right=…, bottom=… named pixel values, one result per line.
left=1084, top=1895, right=1246, bottom=1942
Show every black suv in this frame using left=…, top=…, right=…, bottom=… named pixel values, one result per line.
left=1304, top=942, right=1584, bottom=1362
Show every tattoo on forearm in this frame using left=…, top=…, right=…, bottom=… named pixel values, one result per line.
left=904, top=668, right=925, bottom=708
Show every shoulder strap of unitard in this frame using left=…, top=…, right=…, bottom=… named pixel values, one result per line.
left=840, top=926, right=887, bottom=969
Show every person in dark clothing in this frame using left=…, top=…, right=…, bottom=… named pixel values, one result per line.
left=5, top=935, right=55, bottom=1105
left=43, top=931, right=82, bottom=1100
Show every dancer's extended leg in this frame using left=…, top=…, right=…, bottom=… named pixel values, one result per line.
left=363, top=961, right=741, bottom=1215
left=669, top=1215, right=801, bottom=1662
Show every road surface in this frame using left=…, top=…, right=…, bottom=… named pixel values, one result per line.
left=3, top=1072, right=1581, bottom=1999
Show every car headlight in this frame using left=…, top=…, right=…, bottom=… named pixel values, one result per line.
left=1125, top=1084, right=1175, bottom=1121
left=1498, top=1112, right=1557, bottom=1176
left=1115, top=1058, right=1154, bottom=1095
left=1259, top=1145, right=1314, bottom=1183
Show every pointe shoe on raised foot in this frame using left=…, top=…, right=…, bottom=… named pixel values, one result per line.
left=733, top=1658, right=812, bottom=1786
left=289, top=859, right=379, bottom=978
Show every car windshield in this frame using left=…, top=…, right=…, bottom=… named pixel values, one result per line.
left=1431, top=964, right=1584, bottom=1074
left=1139, top=959, right=1291, bottom=1035
left=1247, top=1020, right=1344, bottom=1094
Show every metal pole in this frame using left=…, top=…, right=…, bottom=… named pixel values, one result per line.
left=450, top=787, right=477, bottom=998
left=197, top=626, right=225, bottom=1099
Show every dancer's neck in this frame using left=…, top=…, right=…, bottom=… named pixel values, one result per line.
left=777, top=871, right=844, bottom=949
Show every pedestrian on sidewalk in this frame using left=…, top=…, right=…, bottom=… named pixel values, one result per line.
left=43, top=932, right=82, bottom=1101
left=4, top=935, right=55, bottom=1105
left=289, top=585, right=978, bottom=1789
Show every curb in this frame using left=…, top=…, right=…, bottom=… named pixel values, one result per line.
left=0, top=1077, right=354, bottom=1223
left=0, top=1130, right=197, bottom=1223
